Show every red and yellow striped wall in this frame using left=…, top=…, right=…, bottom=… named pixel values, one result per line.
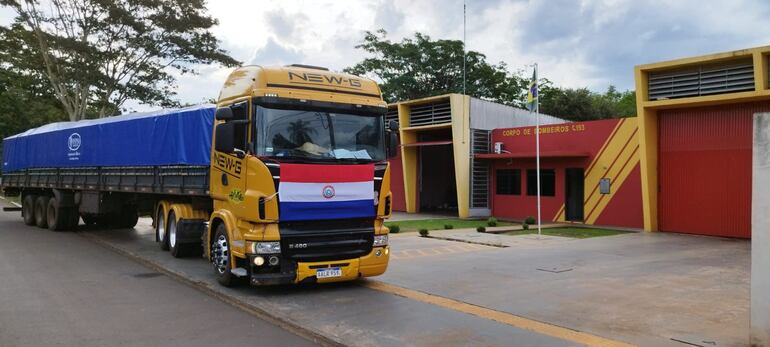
left=486, top=118, right=643, bottom=229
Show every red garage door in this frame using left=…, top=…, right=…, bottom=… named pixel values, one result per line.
left=658, top=102, right=770, bottom=238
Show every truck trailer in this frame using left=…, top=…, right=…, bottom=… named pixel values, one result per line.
left=1, top=64, right=397, bottom=286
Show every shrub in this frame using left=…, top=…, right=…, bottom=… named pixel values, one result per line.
left=444, top=224, right=454, bottom=229
left=522, top=222, right=529, bottom=230
left=389, top=225, right=400, bottom=233
left=477, top=226, right=486, bottom=233
left=487, top=217, right=498, bottom=227
left=525, top=216, right=536, bottom=225
left=419, top=229, right=429, bottom=237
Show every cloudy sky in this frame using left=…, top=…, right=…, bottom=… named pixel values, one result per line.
left=3, top=0, right=770, bottom=109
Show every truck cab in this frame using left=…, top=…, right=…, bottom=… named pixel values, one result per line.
left=207, top=65, right=396, bottom=286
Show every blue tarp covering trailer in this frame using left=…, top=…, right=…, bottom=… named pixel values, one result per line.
left=2, top=104, right=216, bottom=173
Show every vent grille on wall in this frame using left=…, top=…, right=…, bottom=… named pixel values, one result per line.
left=470, top=129, right=491, bottom=208
left=648, top=59, right=755, bottom=101
left=385, top=108, right=399, bottom=129
left=409, top=101, right=452, bottom=126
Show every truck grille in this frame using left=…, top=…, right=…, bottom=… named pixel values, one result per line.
left=279, top=219, right=374, bottom=262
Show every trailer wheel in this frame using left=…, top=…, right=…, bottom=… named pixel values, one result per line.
left=156, top=208, right=169, bottom=250
left=22, top=195, right=37, bottom=226
left=118, top=208, right=138, bottom=229
left=34, top=196, right=50, bottom=229
left=212, top=224, right=236, bottom=287
left=46, top=197, right=69, bottom=231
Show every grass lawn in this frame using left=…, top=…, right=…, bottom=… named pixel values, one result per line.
left=503, top=227, right=630, bottom=239
left=385, top=218, right=516, bottom=232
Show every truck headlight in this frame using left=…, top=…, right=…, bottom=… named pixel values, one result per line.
left=249, top=241, right=281, bottom=254
left=373, top=235, right=388, bottom=247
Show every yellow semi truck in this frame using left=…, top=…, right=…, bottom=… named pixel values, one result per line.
left=1, top=64, right=397, bottom=286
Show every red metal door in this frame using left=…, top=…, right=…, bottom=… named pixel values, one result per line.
left=658, top=102, right=770, bottom=238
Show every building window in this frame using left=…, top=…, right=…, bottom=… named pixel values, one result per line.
left=496, top=169, right=521, bottom=195
left=526, top=169, right=556, bottom=196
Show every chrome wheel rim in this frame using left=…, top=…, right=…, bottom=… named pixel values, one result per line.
left=169, top=216, right=177, bottom=248
left=212, top=234, right=228, bottom=274
left=157, top=211, right=165, bottom=242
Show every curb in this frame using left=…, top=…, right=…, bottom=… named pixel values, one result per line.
left=78, top=232, right=344, bottom=347
left=0, top=195, right=22, bottom=208
left=421, top=235, right=508, bottom=248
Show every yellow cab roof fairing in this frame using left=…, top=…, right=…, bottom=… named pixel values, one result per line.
left=217, top=65, right=386, bottom=108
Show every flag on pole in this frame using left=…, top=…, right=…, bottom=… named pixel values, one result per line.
left=526, top=69, right=538, bottom=112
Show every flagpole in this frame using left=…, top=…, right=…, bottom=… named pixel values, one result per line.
left=534, top=63, right=541, bottom=238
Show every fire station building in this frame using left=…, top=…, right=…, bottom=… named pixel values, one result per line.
left=388, top=45, right=770, bottom=239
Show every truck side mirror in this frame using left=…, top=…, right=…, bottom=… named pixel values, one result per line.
left=386, top=130, right=399, bottom=159
left=215, top=107, right=233, bottom=121
left=215, top=122, right=235, bottom=153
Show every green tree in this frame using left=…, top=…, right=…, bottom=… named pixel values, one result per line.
left=540, top=85, right=636, bottom=121
left=344, top=29, right=527, bottom=105
left=345, top=29, right=636, bottom=121
left=0, top=0, right=239, bottom=121
left=0, top=67, right=65, bottom=170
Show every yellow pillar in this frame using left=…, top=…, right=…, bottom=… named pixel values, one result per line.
left=450, top=94, right=471, bottom=219
left=398, top=104, right=419, bottom=213
left=635, top=67, right=659, bottom=232
left=754, top=51, right=768, bottom=92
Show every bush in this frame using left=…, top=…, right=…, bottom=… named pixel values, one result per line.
left=418, top=229, right=429, bottom=237
left=444, top=224, right=454, bottom=229
left=389, top=225, right=400, bottom=233
left=487, top=217, right=498, bottom=227
left=525, top=216, right=536, bottom=225
left=477, top=226, right=486, bottom=233
left=522, top=223, right=529, bottom=230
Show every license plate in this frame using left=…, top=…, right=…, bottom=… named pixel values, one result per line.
left=316, top=267, right=342, bottom=279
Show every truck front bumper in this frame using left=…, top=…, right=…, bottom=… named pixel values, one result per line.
left=247, top=246, right=390, bottom=286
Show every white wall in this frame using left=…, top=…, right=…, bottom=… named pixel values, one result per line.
left=469, top=97, right=565, bottom=130
left=752, top=112, right=770, bottom=347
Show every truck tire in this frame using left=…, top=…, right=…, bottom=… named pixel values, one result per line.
left=168, top=211, right=188, bottom=258
left=156, top=208, right=169, bottom=250
left=212, top=224, right=236, bottom=287
left=46, top=197, right=69, bottom=231
left=22, top=195, right=37, bottom=226
left=34, top=196, right=50, bottom=229
left=118, top=208, right=138, bottom=229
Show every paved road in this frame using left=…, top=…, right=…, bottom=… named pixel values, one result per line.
left=0, top=203, right=318, bottom=347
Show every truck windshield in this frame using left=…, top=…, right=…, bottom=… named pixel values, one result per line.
left=254, top=106, right=385, bottom=162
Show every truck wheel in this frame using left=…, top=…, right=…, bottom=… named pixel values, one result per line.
left=168, top=211, right=188, bottom=258
left=119, top=208, right=139, bottom=229
left=46, top=197, right=69, bottom=231
left=212, top=224, right=236, bottom=287
left=22, top=195, right=37, bottom=226
left=34, top=196, right=50, bottom=229
left=156, top=208, right=169, bottom=250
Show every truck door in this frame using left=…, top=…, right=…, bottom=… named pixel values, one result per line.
left=211, top=102, right=249, bottom=217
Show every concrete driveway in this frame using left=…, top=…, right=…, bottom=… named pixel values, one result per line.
left=385, top=231, right=750, bottom=347
left=3, top=191, right=747, bottom=347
